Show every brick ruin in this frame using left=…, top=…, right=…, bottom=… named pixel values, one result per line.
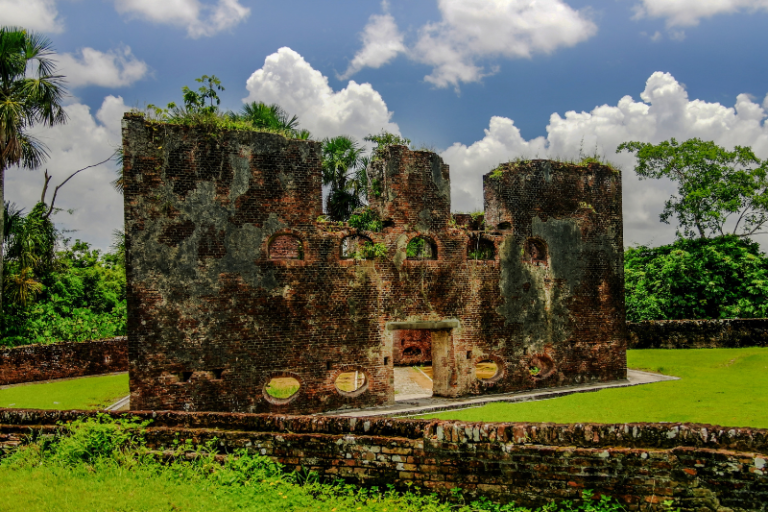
left=122, top=113, right=627, bottom=414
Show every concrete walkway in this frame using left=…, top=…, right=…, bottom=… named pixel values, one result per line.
left=325, top=369, right=678, bottom=418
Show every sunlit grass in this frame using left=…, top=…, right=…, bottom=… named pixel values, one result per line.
left=0, top=373, right=128, bottom=410
left=421, top=348, right=768, bottom=428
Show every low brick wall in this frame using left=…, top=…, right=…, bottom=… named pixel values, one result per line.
left=628, top=319, right=768, bottom=349
left=2, top=409, right=767, bottom=511
left=0, top=338, right=128, bottom=386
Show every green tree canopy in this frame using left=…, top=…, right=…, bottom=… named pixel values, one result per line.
left=0, top=26, right=67, bottom=317
left=624, top=235, right=768, bottom=321
left=617, top=138, right=768, bottom=239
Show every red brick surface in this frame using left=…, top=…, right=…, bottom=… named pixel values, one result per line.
left=1, top=409, right=767, bottom=511
left=0, top=338, right=127, bottom=386
left=122, top=115, right=626, bottom=415
left=392, top=330, right=432, bottom=365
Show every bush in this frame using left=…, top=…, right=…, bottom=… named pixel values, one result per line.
left=624, top=235, right=768, bottom=321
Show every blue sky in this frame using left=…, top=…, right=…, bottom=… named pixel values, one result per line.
left=3, top=0, right=768, bottom=250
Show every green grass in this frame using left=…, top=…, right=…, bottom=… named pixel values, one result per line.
left=0, top=373, right=128, bottom=410
left=0, top=415, right=633, bottom=512
left=421, top=348, right=768, bottom=428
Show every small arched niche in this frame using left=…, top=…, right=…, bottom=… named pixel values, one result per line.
left=523, top=238, right=548, bottom=266
left=269, top=234, right=304, bottom=260
left=341, top=235, right=374, bottom=259
left=467, top=236, right=495, bottom=260
left=406, top=236, right=437, bottom=260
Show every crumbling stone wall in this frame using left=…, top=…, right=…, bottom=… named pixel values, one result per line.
left=0, top=338, right=127, bottom=386
left=2, top=409, right=767, bottom=511
left=123, top=114, right=626, bottom=414
left=629, top=319, right=768, bottom=349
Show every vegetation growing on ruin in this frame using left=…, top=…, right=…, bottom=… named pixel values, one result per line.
left=487, top=155, right=620, bottom=181
left=138, top=75, right=312, bottom=140
left=0, top=414, right=653, bottom=512
left=424, top=347, right=768, bottom=429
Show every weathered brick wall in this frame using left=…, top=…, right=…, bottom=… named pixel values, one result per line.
left=628, top=319, right=768, bottom=349
left=0, top=338, right=127, bottom=386
left=392, top=330, right=432, bottom=365
left=483, top=161, right=627, bottom=387
left=1, top=409, right=766, bottom=511
left=123, top=116, right=626, bottom=415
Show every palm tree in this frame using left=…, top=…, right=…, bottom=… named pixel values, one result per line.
left=0, top=26, right=67, bottom=315
left=322, top=136, right=365, bottom=221
left=239, top=102, right=307, bottom=138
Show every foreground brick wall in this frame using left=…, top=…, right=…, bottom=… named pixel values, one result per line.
left=1, top=410, right=766, bottom=511
left=628, top=319, right=768, bottom=349
left=122, top=115, right=626, bottom=415
left=0, top=338, right=127, bottom=386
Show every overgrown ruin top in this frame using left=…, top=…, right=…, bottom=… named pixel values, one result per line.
left=122, top=113, right=627, bottom=414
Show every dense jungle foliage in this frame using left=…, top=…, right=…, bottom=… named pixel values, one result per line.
left=1, top=203, right=126, bottom=347
left=624, top=235, right=768, bottom=322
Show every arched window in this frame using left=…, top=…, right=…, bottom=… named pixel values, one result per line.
left=467, top=236, right=495, bottom=260
left=523, top=238, right=547, bottom=266
left=340, top=235, right=374, bottom=259
left=269, top=234, right=304, bottom=260
left=406, top=236, right=437, bottom=260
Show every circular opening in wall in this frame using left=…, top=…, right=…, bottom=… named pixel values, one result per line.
left=335, top=370, right=367, bottom=394
left=476, top=360, right=500, bottom=381
left=264, top=377, right=300, bottom=401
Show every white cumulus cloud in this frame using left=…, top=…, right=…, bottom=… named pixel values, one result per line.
left=0, top=0, right=63, bottom=33
left=339, top=2, right=407, bottom=80
left=5, top=96, right=129, bottom=251
left=114, top=0, right=250, bottom=38
left=441, top=72, right=768, bottom=247
left=634, top=0, right=768, bottom=27
left=56, top=46, right=149, bottom=88
left=244, top=47, right=401, bottom=143
left=342, top=0, right=597, bottom=90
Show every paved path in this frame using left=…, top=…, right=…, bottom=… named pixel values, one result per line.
left=325, top=369, right=678, bottom=418
left=394, top=367, right=432, bottom=400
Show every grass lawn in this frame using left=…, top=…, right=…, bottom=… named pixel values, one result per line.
left=420, top=348, right=768, bottom=428
left=0, top=373, right=128, bottom=410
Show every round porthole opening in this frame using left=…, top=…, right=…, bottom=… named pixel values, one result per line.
left=476, top=360, right=501, bottom=382
left=335, top=370, right=367, bottom=394
left=264, top=376, right=300, bottom=403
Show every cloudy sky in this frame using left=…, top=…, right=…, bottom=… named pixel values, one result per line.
left=3, top=0, right=768, bottom=251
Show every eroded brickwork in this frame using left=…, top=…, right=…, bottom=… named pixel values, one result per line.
left=2, top=410, right=767, bottom=511
left=392, top=330, right=432, bottom=365
left=0, top=338, right=127, bottom=386
left=123, top=115, right=626, bottom=414
left=629, top=319, right=768, bottom=349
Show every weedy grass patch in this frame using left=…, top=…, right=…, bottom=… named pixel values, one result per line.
left=421, top=348, right=768, bottom=428
left=0, top=373, right=128, bottom=410
left=0, top=415, right=664, bottom=512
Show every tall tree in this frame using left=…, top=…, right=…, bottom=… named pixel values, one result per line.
left=322, top=135, right=364, bottom=221
left=617, top=138, right=768, bottom=239
left=0, top=26, right=66, bottom=316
